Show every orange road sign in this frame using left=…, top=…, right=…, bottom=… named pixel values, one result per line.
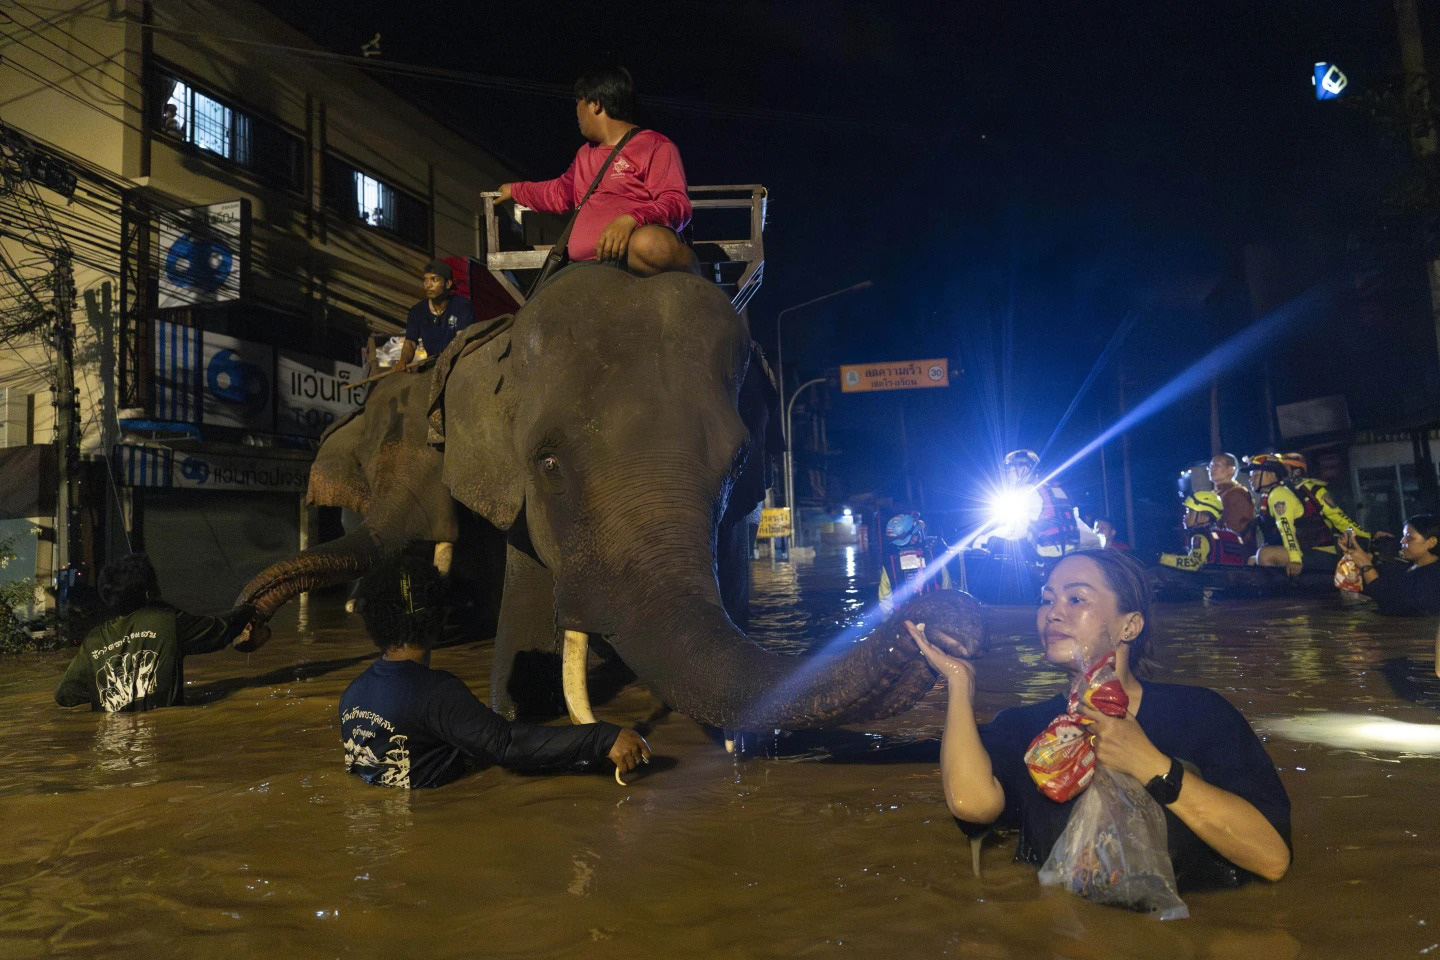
left=839, top=358, right=951, bottom=393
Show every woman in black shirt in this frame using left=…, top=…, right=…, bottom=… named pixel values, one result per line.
left=907, top=549, right=1291, bottom=889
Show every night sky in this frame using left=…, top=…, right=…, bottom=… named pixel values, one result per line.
left=263, top=0, right=1437, bottom=545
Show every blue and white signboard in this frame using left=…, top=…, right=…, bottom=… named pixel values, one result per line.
left=114, top=444, right=309, bottom=492
left=201, top=331, right=273, bottom=430
left=276, top=349, right=367, bottom=438
left=1313, top=62, right=1347, bottom=100
left=158, top=200, right=248, bottom=308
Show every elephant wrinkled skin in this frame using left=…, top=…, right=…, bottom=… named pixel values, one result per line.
left=241, top=264, right=985, bottom=729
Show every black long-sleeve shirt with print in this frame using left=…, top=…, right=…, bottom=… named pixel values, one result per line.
left=55, top=601, right=255, bottom=712
left=339, top=657, right=621, bottom=789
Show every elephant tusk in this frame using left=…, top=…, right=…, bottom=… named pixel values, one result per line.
left=432, top=541, right=454, bottom=577
left=563, top=630, right=598, bottom=725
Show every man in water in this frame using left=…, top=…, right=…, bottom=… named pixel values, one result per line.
left=55, top=554, right=265, bottom=712
left=493, top=64, right=697, bottom=276
left=340, top=558, right=651, bottom=788
left=395, top=259, right=475, bottom=372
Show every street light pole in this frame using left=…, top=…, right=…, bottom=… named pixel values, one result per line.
left=785, top=377, right=827, bottom=548
left=774, top=280, right=871, bottom=552
left=775, top=280, right=872, bottom=449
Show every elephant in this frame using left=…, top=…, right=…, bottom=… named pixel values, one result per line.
left=239, top=264, right=984, bottom=730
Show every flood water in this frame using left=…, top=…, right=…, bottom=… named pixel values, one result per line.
left=3, top=548, right=1438, bottom=959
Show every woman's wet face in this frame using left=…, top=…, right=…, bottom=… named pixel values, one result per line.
left=1036, top=556, right=1130, bottom=669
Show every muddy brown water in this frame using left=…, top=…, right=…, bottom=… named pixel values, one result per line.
left=2, top=547, right=1438, bottom=959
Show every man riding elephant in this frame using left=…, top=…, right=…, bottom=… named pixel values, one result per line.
left=238, top=263, right=983, bottom=730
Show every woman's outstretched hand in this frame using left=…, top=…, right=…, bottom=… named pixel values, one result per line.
left=904, top=620, right=976, bottom=683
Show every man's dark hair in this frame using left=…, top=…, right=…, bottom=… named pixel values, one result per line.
left=574, top=64, right=636, bottom=123
left=358, top=557, right=449, bottom=652
left=99, top=553, right=160, bottom=616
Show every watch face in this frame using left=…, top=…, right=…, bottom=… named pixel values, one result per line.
left=1146, top=760, right=1183, bottom=804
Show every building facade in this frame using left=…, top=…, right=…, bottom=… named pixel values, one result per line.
left=0, top=0, right=520, bottom=613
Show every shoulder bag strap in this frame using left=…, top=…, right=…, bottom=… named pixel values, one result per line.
left=526, top=127, right=642, bottom=297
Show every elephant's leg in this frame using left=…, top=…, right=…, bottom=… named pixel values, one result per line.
left=491, top=543, right=566, bottom=720
left=717, top=515, right=752, bottom=632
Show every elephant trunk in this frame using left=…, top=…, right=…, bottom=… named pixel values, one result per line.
left=609, top=589, right=985, bottom=731
left=236, top=524, right=383, bottom=619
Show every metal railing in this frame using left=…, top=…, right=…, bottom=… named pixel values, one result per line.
left=479, top=184, right=767, bottom=311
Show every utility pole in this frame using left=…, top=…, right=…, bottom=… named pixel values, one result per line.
left=1394, top=0, right=1440, bottom=367
left=1394, top=0, right=1440, bottom=508
left=51, top=249, right=80, bottom=635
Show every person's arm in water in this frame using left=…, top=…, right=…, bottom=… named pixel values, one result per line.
left=1077, top=701, right=1291, bottom=881
left=426, top=675, right=651, bottom=773
left=55, top=645, right=95, bottom=707
left=171, top=604, right=259, bottom=655
left=903, top=622, right=1004, bottom=824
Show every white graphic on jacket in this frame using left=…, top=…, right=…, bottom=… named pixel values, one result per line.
left=377, top=737, right=411, bottom=788
left=342, top=707, right=412, bottom=788
left=96, top=649, right=161, bottom=713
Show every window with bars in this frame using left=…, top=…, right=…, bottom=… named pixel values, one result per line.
left=323, top=155, right=430, bottom=248
left=157, top=74, right=302, bottom=191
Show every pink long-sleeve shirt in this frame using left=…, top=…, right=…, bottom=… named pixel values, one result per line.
left=510, top=129, right=692, bottom=263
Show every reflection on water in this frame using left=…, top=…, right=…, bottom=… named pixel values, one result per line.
left=0, top=549, right=1437, bottom=958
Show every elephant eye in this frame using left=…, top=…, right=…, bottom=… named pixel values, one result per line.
left=540, top=455, right=560, bottom=473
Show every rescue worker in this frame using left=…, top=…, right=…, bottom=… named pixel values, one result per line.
left=1002, top=449, right=1090, bottom=558
left=1244, top=453, right=1371, bottom=577
left=1158, top=491, right=1249, bottom=572
left=878, top=512, right=951, bottom=615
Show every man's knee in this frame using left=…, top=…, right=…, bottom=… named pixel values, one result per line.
left=628, top=226, right=695, bottom=275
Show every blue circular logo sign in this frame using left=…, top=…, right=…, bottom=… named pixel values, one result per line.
left=165, top=232, right=234, bottom=292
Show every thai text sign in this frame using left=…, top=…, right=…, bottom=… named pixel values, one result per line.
left=839, top=358, right=950, bottom=393
left=277, top=349, right=367, bottom=438
left=172, top=450, right=310, bottom=492
left=756, top=507, right=792, bottom=539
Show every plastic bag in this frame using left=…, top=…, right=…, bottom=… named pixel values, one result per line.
left=1024, top=654, right=1128, bottom=803
left=1038, top=765, right=1189, bottom=919
left=1333, top=555, right=1364, bottom=593
left=375, top=336, right=406, bottom=368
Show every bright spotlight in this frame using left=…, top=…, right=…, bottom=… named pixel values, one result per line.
left=841, top=507, right=852, bottom=518
left=988, top=486, right=1042, bottom=540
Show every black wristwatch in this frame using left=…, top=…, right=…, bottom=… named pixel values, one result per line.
left=1145, top=757, right=1184, bottom=805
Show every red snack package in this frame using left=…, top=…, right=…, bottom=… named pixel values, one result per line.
left=1024, top=654, right=1129, bottom=803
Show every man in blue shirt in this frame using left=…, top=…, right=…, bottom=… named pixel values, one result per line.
left=396, top=260, right=476, bottom=372
left=339, top=558, right=651, bottom=788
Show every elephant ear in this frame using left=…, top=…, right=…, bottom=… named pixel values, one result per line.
left=429, top=319, right=524, bottom=530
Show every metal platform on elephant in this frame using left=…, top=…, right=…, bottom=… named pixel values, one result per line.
left=480, top=184, right=767, bottom=312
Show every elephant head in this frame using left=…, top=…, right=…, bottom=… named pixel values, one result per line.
left=236, top=371, right=460, bottom=619
left=434, top=264, right=983, bottom=730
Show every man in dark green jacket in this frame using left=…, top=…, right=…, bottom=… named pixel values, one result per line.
left=55, top=554, right=265, bottom=712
